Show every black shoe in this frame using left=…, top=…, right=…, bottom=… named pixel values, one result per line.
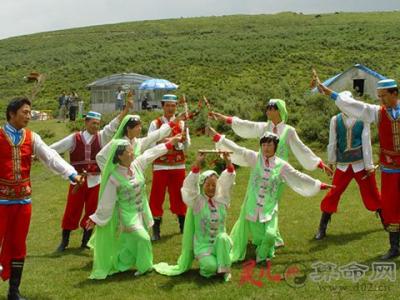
left=8, top=260, right=26, bottom=300
left=80, top=229, right=93, bottom=249
left=152, top=218, right=162, bottom=241
left=56, top=229, right=71, bottom=252
left=178, top=215, right=185, bottom=234
left=315, top=212, right=331, bottom=240
left=381, top=232, right=400, bottom=260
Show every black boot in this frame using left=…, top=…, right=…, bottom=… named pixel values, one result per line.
left=178, top=215, right=185, bottom=234
left=81, top=229, right=93, bottom=249
left=315, top=212, right=331, bottom=240
left=7, top=260, right=26, bottom=300
left=152, top=218, right=162, bottom=241
left=381, top=232, right=400, bottom=260
left=56, top=229, right=71, bottom=252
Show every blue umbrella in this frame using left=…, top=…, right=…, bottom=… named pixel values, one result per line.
left=139, top=79, right=178, bottom=91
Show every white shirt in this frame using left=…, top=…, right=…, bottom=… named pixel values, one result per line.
left=327, top=114, right=373, bottom=172
left=90, top=143, right=169, bottom=226
left=231, top=117, right=321, bottom=170
left=148, top=115, right=190, bottom=171
left=116, top=91, right=125, bottom=101
left=335, top=91, right=381, bottom=124
left=33, top=132, right=77, bottom=179
left=50, top=117, right=120, bottom=187
left=96, top=122, right=172, bottom=170
left=215, top=135, right=322, bottom=198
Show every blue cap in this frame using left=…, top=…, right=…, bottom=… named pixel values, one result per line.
left=162, top=94, right=178, bottom=102
left=86, top=111, right=102, bottom=120
left=377, top=79, right=397, bottom=90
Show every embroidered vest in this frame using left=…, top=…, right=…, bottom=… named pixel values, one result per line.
left=244, top=155, right=285, bottom=223
left=153, top=117, right=186, bottom=165
left=274, top=124, right=291, bottom=161
left=378, top=106, right=400, bottom=169
left=0, top=128, right=33, bottom=200
left=70, top=132, right=101, bottom=174
left=336, top=113, right=364, bottom=163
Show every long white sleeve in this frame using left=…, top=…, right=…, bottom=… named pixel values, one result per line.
left=181, top=171, right=201, bottom=208
left=96, top=141, right=112, bottom=170
left=89, top=178, right=117, bottom=226
left=361, top=122, right=374, bottom=170
left=33, top=133, right=76, bottom=179
left=139, top=123, right=172, bottom=153
left=49, top=133, right=74, bottom=153
left=147, top=120, right=158, bottom=134
left=327, top=116, right=337, bottom=164
left=231, top=116, right=268, bottom=138
left=215, top=135, right=258, bottom=167
left=215, top=169, right=236, bottom=206
left=336, top=92, right=380, bottom=124
left=287, top=127, right=321, bottom=170
left=99, top=117, right=120, bottom=147
left=96, top=128, right=172, bottom=172
left=50, top=116, right=119, bottom=153
left=281, top=162, right=321, bottom=197
left=133, top=143, right=169, bottom=173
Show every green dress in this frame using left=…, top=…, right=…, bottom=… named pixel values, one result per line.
left=230, top=153, right=285, bottom=262
left=154, top=169, right=235, bottom=278
left=88, top=139, right=168, bottom=279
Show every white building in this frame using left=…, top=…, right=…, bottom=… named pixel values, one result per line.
left=87, top=73, right=158, bottom=113
left=313, top=64, right=387, bottom=99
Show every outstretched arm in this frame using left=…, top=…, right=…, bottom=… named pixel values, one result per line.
left=215, top=153, right=236, bottom=206
left=96, top=141, right=112, bottom=170
left=313, top=69, right=380, bottom=123
left=49, top=133, right=74, bottom=154
left=208, top=127, right=258, bottom=167
left=34, top=133, right=77, bottom=180
left=281, top=162, right=333, bottom=197
left=139, top=122, right=173, bottom=153
left=287, top=127, right=327, bottom=172
left=181, top=153, right=204, bottom=208
left=134, top=134, right=182, bottom=172
left=209, top=111, right=267, bottom=138
left=100, top=96, right=134, bottom=146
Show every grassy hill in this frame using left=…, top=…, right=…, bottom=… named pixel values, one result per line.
left=1, top=11, right=400, bottom=145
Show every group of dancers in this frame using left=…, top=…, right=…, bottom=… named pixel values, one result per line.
left=0, top=69, right=399, bottom=299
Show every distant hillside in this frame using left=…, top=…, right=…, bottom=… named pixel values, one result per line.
left=0, top=11, right=399, bottom=144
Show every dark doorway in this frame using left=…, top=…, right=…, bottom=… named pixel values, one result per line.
left=353, top=79, right=365, bottom=96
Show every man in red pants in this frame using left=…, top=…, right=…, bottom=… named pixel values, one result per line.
left=0, top=97, right=83, bottom=300
left=50, top=101, right=132, bottom=251
left=315, top=99, right=382, bottom=240
left=315, top=73, right=400, bottom=259
left=148, top=94, right=190, bottom=240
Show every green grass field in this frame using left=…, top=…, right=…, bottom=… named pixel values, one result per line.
left=0, top=119, right=397, bottom=300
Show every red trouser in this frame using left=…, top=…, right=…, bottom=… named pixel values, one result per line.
left=381, top=172, right=400, bottom=229
left=320, top=167, right=381, bottom=213
left=61, top=182, right=100, bottom=230
left=149, top=169, right=187, bottom=217
left=0, top=204, right=31, bottom=280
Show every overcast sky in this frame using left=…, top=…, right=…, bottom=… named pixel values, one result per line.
left=1, top=0, right=399, bottom=40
